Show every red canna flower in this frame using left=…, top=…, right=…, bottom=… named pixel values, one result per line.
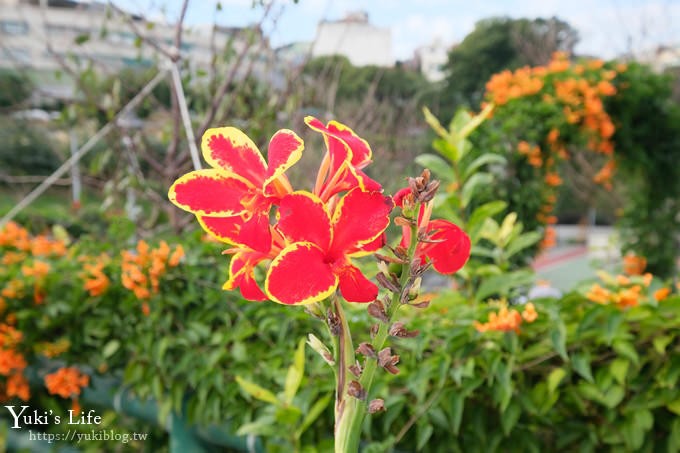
left=169, top=127, right=304, bottom=252
left=393, top=188, right=470, bottom=274
left=264, top=188, right=393, bottom=305
left=305, top=117, right=382, bottom=202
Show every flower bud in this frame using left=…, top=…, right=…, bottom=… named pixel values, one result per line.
left=307, top=334, right=335, bottom=366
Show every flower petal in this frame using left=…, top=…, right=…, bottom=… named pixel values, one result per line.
left=338, top=264, right=378, bottom=303
left=202, top=127, right=267, bottom=187
left=223, top=252, right=267, bottom=301
left=263, top=129, right=304, bottom=196
left=169, top=169, right=249, bottom=216
left=330, top=189, right=394, bottom=254
left=326, top=120, right=372, bottom=167
left=265, top=242, right=338, bottom=305
left=199, top=213, right=272, bottom=253
left=276, top=192, right=332, bottom=250
left=421, top=219, right=471, bottom=274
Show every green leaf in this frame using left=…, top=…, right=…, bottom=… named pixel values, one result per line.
left=653, top=335, right=673, bottom=354
left=74, top=33, right=90, bottom=45
left=602, top=385, right=625, bottom=409
left=284, top=338, right=306, bottom=405
left=458, top=102, right=494, bottom=139
left=498, top=213, right=518, bottom=245
left=475, top=270, right=534, bottom=301
left=571, top=353, right=594, bottom=383
left=236, top=416, right=277, bottom=436
left=613, top=340, right=639, bottom=365
left=416, top=423, right=434, bottom=450
left=462, top=153, right=507, bottom=181
left=102, top=340, right=120, bottom=359
left=450, top=393, right=465, bottom=435
left=668, top=398, right=680, bottom=415
left=550, top=324, right=568, bottom=361
left=461, top=172, right=494, bottom=207
left=235, top=376, right=280, bottom=405
left=505, top=232, right=542, bottom=259
left=296, top=394, right=332, bottom=437
left=423, top=107, right=452, bottom=141
left=414, top=153, right=453, bottom=183
left=467, top=200, right=507, bottom=243
left=609, top=359, right=629, bottom=385
left=501, top=400, right=521, bottom=436
left=547, top=368, right=567, bottom=394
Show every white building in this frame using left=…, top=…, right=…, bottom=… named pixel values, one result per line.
left=635, top=44, right=680, bottom=73
left=0, top=0, right=272, bottom=99
left=312, top=11, right=392, bottom=67
left=414, top=38, right=450, bottom=82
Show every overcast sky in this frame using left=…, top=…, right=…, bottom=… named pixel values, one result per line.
left=116, top=0, right=679, bottom=60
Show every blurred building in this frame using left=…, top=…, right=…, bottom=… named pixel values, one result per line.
left=0, top=0, right=272, bottom=100
left=635, top=44, right=680, bottom=73
left=413, top=38, right=450, bottom=82
left=312, top=11, right=393, bottom=67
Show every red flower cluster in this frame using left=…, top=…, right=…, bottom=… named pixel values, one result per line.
left=169, top=117, right=470, bottom=305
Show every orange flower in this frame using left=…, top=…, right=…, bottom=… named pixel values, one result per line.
left=616, top=275, right=631, bottom=285
left=586, top=283, right=611, bottom=304
left=1, top=252, right=26, bottom=266
left=614, top=285, right=642, bottom=308
left=623, top=253, right=646, bottom=276
left=168, top=245, right=184, bottom=267
left=21, top=261, right=50, bottom=279
left=0, top=349, right=26, bottom=376
left=44, top=367, right=89, bottom=399
left=0, top=325, right=22, bottom=349
left=653, top=287, right=671, bottom=302
left=474, top=305, right=524, bottom=334
left=6, top=373, right=29, bottom=401
left=642, top=273, right=653, bottom=287
left=35, top=338, right=70, bottom=358
left=544, top=173, right=562, bottom=187
left=522, top=302, right=538, bottom=322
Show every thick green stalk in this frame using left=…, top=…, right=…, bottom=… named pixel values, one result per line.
left=333, top=296, right=359, bottom=453
left=336, top=220, right=420, bottom=452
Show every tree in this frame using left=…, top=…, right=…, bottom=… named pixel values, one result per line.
left=441, top=17, right=578, bottom=114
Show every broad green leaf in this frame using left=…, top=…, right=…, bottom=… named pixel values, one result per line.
left=423, top=107, right=451, bottom=141
left=475, top=270, right=534, bottom=301
left=501, top=400, right=521, bottom=435
left=609, top=359, right=629, bottom=385
left=462, top=153, right=507, bottom=181
left=668, top=398, right=680, bottom=415
left=296, top=394, right=331, bottom=437
left=613, top=340, right=639, bottom=365
left=571, top=353, right=594, bottom=383
left=547, top=368, right=567, bottom=394
left=102, top=339, right=120, bottom=358
left=235, top=376, right=280, bottom=405
left=653, top=335, right=673, bottom=354
left=458, top=102, right=494, bottom=140
left=467, top=200, right=507, bottom=242
left=461, top=172, right=493, bottom=207
left=505, top=231, right=542, bottom=259
left=284, top=338, right=306, bottom=405
left=236, top=416, right=277, bottom=436
left=498, top=213, right=518, bottom=245
left=414, top=153, right=453, bottom=183
left=416, top=423, right=434, bottom=451
left=450, top=393, right=465, bottom=435
left=602, top=385, right=625, bottom=408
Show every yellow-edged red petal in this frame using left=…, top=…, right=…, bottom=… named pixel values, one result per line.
left=202, top=127, right=267, bottom=187
left=337, top=264, right=378, bottom=303
left=265, top=242, right=338, bottom=305
left=276, top=191, right=332, bottom=250
left=420, top=219, right=471, bottom=274
left=263, top=129, right=303, bottom=196
left=169, top=169, right=250, bottom=216
left=330, top=189, right=393, bottom=255
left=223, top=252, right=267, bottom=301
left=199, top=213, right=272, bottom=253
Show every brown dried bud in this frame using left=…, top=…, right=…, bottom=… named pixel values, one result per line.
left=368, top=398, right=386, bottom=414
left=327, top=309, right=341, bottom=336
left=410, top=299, right=431, bottom=309
left=392, top=245, right=408, bottom=260
left=356, top=342, right=376, bottom=358
left=378, top=347, right=400, bottom=375
left=419, top=180, right=440, bottom=202
left=370, top=323, right=379, bottom=339
left=376, top=272, right=401, bottom=293
left=393, top=216, right=413, bottom=227
left=349, top=362, right=362, bottom=377
left=389, top=321, right=420, bottom=338
left=348, top=380, right=367, bottom=400
left=367, top=300, right=388, bottom=323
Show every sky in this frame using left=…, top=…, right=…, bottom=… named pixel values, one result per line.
left=116, top=0, right=680, bottom=61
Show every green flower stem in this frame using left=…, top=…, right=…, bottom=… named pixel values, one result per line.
left=335, top=219, right=419, bottom=453
left=332, top=296, right=358, bottom=453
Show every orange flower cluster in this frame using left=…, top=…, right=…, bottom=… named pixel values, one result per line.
left=586, top=282, right=644, bottom=308
left=0, top=222, right=66, bottom=257
left=622, top=253, right=647, bottom=276
left=540, top=226, right=557, bottom=249
left=121, top=240, right=184, bottom=304
left=0, top=323, right=29, bottom=402
left=80, top=254, right=111, bottom=297
left=517, top=141, right=543, bottom=167
left=486, top=67, right=545, bottom=106
left=474, top=302, right=538, bottom=334
left=44, top=367, right=89, bottom=399
left=584, top=267, right=674, bottom=308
